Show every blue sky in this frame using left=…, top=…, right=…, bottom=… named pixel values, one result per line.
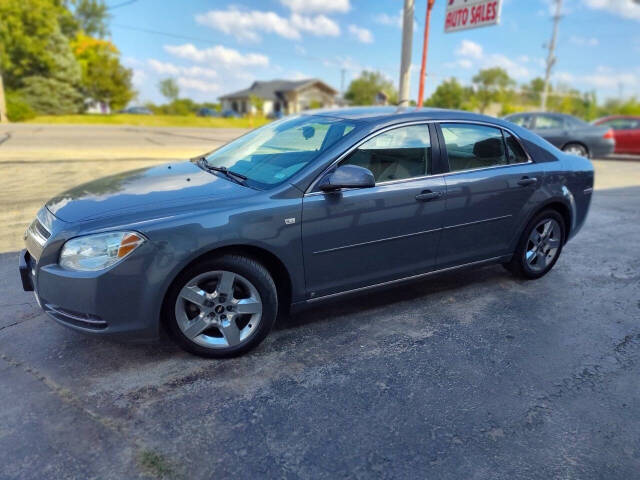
left=108, top=0, right=640, bottom=105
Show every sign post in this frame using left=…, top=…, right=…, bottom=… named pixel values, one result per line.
left=444, top=0, right=502, bottom=33
left=417, top=0, right=436, bottom=108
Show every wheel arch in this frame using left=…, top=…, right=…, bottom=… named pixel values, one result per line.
left=512, top=199, right=573, bottom=252
left=160, top=244, right=293, bottom=326
left=561, top=141, right=589, bottom=157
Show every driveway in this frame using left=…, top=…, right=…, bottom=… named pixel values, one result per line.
left=1, top=185, right=639, bottom=479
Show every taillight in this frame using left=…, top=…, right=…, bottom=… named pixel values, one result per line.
left=603, top=129, right=614, bottom=139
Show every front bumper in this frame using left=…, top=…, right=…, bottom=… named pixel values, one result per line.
left=19, top=249, right=35, bottom=292
left=19, top=242, right=163, bottom=341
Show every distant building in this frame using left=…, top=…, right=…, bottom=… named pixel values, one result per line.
left=84, top=98, right=111, bottom=114
left=219, top=79, right=338, bottom=116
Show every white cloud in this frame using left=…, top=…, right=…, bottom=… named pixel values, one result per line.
left=374, top=10, right=403, bottom=28
left=374, top=9, right=418, bottom=31
left=131, top=69, right=147, bottom=87
left=348, top=24, right=374, bottom=43
left=569, top=35, right=599, bottom=46
left=583, top=0, right=640, bottom=21
left=449, top=40, right=532, bottom=79
left=163, top=44, right=269, bottom=68
left=281, top=0, right=350, bottom=14
left=456, top=40, right=483, bottom=60
left=148, top=59, right=218, bottom=79
left=554, top=66, right=639, bottom=94
left=195, top=7, right=340, bottom=42
left=176, top=77, right=220, bottom=94
left=290, top=13, right=340, bottom=36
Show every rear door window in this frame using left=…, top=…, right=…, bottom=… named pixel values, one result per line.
left=503, top=131, right=529, bottom=164
left=440, top=123, right=507, bottom=172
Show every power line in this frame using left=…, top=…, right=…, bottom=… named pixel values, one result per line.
left=108, top=0, right=139, bottom=10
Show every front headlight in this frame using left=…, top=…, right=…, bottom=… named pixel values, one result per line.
left=59, top=231, right=146, bottom=271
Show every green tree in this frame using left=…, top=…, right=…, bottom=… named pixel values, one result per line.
left=0, top=0, right=81, bottom=89
left=70, top=0, right=109, bottom=38
left=522, top=77, right=545, bottom=106
left=471, top=67, right=515, bottom=114
left=425, top=78, right=467, bottom=109
left=345, top=71, right=397, bottom=106
left=71, top=33, right=134, bottom=110
left=18, top=76, right=83, bottom=114
left=158, top=78, right=179, bottom=102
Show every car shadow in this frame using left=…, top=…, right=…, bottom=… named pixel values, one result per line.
left=278, top=263, right=512, bottom=331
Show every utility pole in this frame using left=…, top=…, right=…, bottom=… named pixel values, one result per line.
left=398, top=0, right=415, bottom=107
left=417, top=0, right=435, bottom=108
left=541, top=0, right=562, bottom=111
left=0, top=72, right=7, bottom=123
left=340, top=68, right=346, bottom=96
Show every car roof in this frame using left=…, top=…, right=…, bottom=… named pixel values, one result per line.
left=303, top=106, right=510, bottom=126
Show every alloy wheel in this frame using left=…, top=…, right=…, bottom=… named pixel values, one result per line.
left=175, top=270, right=263, bottom=349
left=524, top=218, right=562, bottom=272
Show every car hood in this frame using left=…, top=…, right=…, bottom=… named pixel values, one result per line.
left=46, top=161, right=252, bottom=223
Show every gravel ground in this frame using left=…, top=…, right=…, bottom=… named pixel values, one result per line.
left=0, top=184, right=639, bottom=479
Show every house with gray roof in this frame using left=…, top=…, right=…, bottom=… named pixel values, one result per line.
left=219, top=79, right=338, bottom=116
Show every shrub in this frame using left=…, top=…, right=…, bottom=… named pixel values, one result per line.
left=5, top=91, right=36, bottom=121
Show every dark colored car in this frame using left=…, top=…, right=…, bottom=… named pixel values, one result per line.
left=504, top=112, right=614, bottom=158
left=197, top=107, right=220, bottom=117
left=592, top=115, right=640, bottom=154
left=120, top=106, right=153, bottom=115
left=19, top=108, right=594, bottom=358
left=221, top=109, right=240, bottom=118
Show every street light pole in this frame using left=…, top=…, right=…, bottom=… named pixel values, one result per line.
left=541, top=0, right=562, bottom=111
left=398, top=0, right=415, bottom=107
left=417, top=0, right=436, bottom=108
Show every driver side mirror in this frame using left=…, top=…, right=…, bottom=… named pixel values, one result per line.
left=318, top=165, right=375, bottom=192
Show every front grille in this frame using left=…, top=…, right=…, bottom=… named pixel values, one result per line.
left=44, top=304, right=108, bottom=330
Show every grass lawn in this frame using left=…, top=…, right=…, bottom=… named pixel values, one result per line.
left=25, top=114, right=271, bottom=128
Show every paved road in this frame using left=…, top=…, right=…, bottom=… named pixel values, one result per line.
left=1, top=185, right=639, bottom=479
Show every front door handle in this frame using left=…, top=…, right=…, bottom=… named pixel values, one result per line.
left=517, top=177, right=537, bottom=186
left=415, top=190, right=443, bottom=202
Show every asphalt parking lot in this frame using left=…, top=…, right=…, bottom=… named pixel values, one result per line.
left=1, top=124, right=639, bottom=478
left=1, top=185, right=639, bottom=478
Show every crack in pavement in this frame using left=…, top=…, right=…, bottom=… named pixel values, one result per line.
left=0, top=132, right=11, bottom=146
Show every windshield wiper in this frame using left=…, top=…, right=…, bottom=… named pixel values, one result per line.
left=198, top=157, right=247, bottom=185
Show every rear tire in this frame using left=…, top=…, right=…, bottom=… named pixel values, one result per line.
left=562, top=143, right=588, bottom=157
left=506, top=210, right=565, bottom=280
left=164, top=255, right=278, bottom=358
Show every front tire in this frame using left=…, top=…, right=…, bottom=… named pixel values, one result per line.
left=164, top=255, right=278, bottom=358
left=506, top=210, right=565, bottom=279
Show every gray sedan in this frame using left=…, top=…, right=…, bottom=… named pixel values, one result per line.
left=19, top=108, right=594, bottom=357
left=504, top=111, right=614, bottom=158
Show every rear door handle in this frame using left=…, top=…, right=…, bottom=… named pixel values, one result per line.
left=517, top=177, right=537, bottom=186
left=415, top=191, right=443, bottom=202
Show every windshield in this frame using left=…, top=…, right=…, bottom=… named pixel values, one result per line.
left=203, top=115, right=357, bottom=189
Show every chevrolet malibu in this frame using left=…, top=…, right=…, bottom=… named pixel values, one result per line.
left=19, top=108, right=594, bottom=357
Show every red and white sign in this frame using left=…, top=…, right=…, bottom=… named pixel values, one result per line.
left=444, top=0, right=502, bottom=33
